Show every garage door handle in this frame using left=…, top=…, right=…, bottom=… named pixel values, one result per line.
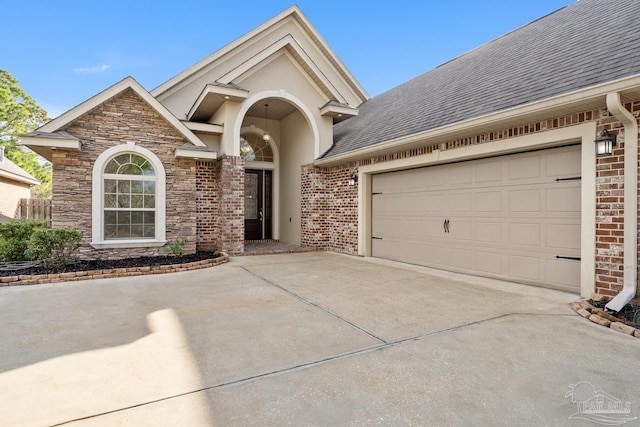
left=444, top=219, right=450, bottom=233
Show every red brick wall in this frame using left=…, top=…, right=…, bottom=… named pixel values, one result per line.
left=196, top=160, right=218, bottom=251
left=54, top=88, right=197, bottom=260
left=215, top=155, right=245, bottom=255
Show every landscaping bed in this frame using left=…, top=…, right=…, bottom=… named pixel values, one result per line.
left=570, top=294, right=640, bottom=339
left=0, top=251, right=228, bottom=286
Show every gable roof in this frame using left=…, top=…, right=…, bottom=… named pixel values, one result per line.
left=0, top=153, right=40, bottom=186
left=151, top=5, right=368, bottom=104
left=22, top=77, right=207, bottom=160
left=326, top=0, right=640, bottom=159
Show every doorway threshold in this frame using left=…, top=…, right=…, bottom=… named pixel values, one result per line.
left=243, top=240, right=315, bottom=256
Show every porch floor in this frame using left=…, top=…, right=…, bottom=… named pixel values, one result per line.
left=243, top=240, right=316, bottom=256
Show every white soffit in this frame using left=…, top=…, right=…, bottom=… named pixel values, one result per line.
left=187, top=83, right=249, bottom=122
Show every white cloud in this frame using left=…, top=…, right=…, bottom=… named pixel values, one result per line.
left=73, top=64, right=110, bottom=74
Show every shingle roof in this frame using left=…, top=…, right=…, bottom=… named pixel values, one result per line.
left=0, top=155, right=39, bottom=185
left=327, top=0, right=640, bottom=158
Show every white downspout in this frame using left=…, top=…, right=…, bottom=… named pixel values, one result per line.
left=605, top=92, right=638, bottom=312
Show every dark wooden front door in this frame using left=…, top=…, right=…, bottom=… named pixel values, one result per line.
left=244, top=169, right=272, bottom=240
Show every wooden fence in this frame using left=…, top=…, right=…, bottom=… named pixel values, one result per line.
left=17, top=198, right=52, bottom=227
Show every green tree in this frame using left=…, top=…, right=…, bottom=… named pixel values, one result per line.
left=0, top=69, right=51, bottom=198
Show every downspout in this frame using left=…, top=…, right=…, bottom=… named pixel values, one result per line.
left=605, top=92, right=639, bottom=312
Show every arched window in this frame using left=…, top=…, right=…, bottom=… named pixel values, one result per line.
left=103, top=153, right=156, bottom=239
left=91, top=144, right=166, bottom=249
left=240, top=133, right=273, bottom=162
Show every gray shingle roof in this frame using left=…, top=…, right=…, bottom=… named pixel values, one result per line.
left=327, top=0, right=640, bottom=158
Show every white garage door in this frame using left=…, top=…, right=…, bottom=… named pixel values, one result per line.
left=372, top=145, right=581, bottom=292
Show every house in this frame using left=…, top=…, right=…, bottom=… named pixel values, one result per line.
left=0, top=147, right=40, bottom=219
left=21, top=0, right=640, bottom=304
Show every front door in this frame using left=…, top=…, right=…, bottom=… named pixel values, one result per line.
left=244, top=169, right=272, bottom=240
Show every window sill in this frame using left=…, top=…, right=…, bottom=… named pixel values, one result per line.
left=90, top=240, right=167, bottom=250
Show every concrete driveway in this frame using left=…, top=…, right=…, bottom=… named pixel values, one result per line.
left=1, top=252, right=638, bottom=426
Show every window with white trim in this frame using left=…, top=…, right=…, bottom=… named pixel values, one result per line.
left=91, top=143, right=166, bottom=249
left=103, top=153, right=156, bottom=240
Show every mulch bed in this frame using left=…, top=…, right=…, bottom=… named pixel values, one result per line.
left=0, top=252, right=218, bottom=278
left=589, top=299, right=640, bottom=329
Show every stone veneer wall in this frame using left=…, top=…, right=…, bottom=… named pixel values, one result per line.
left=53, top=88, right=197, bottom=260
left=302, top=102, right=640, bottom=297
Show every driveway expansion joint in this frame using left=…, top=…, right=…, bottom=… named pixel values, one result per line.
left=239, top=266, right=388, bottom=344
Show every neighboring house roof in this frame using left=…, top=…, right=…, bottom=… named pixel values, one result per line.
left=0, top=153, right=40, bottom=186
left=0, top=213, right=13, bottom=223
left=326, top=0, right=640, bottom=158
left=21, top=77, right=211, bottom=161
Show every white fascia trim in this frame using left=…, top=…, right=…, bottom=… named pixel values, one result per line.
left=174, top=148, right=217, bottom=160
left=317, top=74, right=640, bottom=167
left=0, top=169, right=40, bottom=186
left=186, top=84, right=248, bottom=121
left=20, top=135, right=81, bottom=151
left=38, top=77, right=206, bottom=148
left=150, top=5, right=367, bottom=102
left=290, top=9, right=369, bottom=100
left=182, top=121, right=224, bottom=134
left=218, top=34, right=345, bottom=103
left=356, top=122, right=597, bottom=298
left=319, top=104, right=358, bottom=118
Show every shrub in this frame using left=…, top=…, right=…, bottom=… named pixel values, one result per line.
left=25, top=228, right=82, bottom=268
left=169, top=237, right=187, bottom=258
left=0, top=219, right=45, bottom=261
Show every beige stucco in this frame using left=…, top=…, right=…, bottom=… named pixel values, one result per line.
left=0, top=177, right=31, bottom=218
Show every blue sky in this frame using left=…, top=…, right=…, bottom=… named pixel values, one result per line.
left=4, top=0, right=575, bottom=118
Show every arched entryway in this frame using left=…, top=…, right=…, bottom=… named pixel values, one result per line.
left=239, top=97, right=316, bottom=245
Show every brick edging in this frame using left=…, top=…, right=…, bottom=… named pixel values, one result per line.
left=570, top=294, right=640, bottom=339
left=0, top=252, right=229, bottom=287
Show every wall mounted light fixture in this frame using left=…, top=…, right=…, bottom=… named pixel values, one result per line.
left=263, top=103, right=271, bottom=142
left=595, top=129, right=617, bottom=157
left=348, top=173, right=358, bottom=186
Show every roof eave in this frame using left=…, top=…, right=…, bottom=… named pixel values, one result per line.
left=317, top=74, right=640, bottom=166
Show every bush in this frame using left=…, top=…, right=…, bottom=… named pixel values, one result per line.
left=25, top=228, right=82, bottom=268
left=169, top=237, right=187, bottom=258
left=0, top=219, right=45, bottom=261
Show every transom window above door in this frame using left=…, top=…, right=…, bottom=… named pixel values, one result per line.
left=240, top=133, right=273, bottom=162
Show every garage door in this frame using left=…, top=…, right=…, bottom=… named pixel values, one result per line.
left=371, top=145, right=581, bottom=292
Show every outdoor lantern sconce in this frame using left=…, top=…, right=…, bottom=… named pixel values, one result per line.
left=595, top=129, right=617, bottom=157
left=348, top=173, right=358, bottom=186
left=263, top=103, right=271, bottom=142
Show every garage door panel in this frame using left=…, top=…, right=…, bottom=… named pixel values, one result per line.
left=546, top=223, right=581, bottom=250
left=371, top=145, right=581, bottom=292
left=508, top=255, right=541, bottom=281
left=509, top=189, right=541, bottom=212
left=475, top=251, right=502, bottom=274
left=476, top=222, right=502, bottom=243
left=546, top=258, right=581, bottom=289
left=475, top=160, right=502, bottom=183
left=475, top=191, right=502, bottom=212
left=546, top=187, right=580, bottom=212
left=508, top=222, right=541, bottom=246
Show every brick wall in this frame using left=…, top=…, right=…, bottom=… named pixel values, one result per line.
left=196, top=160, right=218, bottom=251
left=215, top=155, right=245, bottom=255
left=302, top=102, right=640, bottom=296
left=54, top=88, right=197, bottom=260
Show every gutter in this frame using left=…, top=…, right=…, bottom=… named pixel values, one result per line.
left=605, top=92, right=639, bottom=312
